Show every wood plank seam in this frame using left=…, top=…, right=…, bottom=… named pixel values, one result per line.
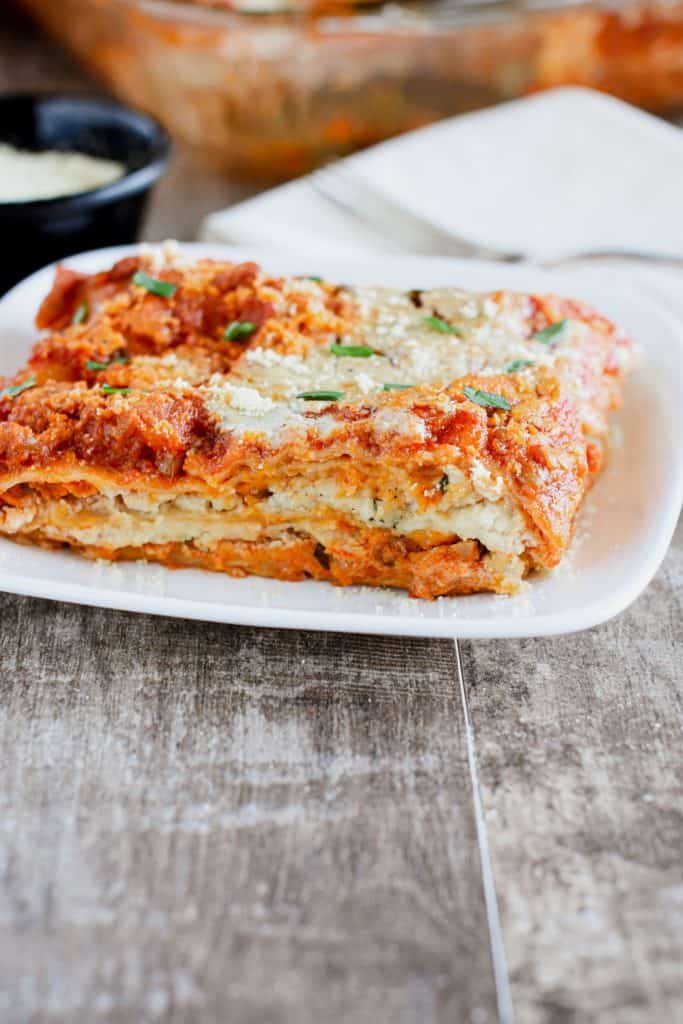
left=455, top=639, right=515, bottom=1024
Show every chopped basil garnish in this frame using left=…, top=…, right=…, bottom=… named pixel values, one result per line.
left=330, top=343, right=375, bottom=358
left=462, top=385, right=511, bottom=411
left=101, top=385, right=133, bottom=395
left=0, top=376, right=37, bottom=398
left=86, top=355, right=130, bottom=372
left=438, top=473, right=449, bottom=493
left=72, top=301, right=88, bottom=325
left=533, top=319, right=569, bottom=345
left=307, top=275, right=323, bottom=283
left=505, top=359, right=534, bottom=373
left=297, top=390, right=345, bottom=401
left=383, top=383, right=413, bottom=391
left=132, top=270, right=177, bottom=298
left=423, top=315, right=462, bottom=336
left=224, top=321, right=257, bottom=342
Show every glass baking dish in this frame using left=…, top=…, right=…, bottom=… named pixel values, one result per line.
left=18, top=0, right=683, bottom=180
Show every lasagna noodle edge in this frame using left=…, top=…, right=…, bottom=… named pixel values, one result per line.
left=0, top=468, right=538, bottom=597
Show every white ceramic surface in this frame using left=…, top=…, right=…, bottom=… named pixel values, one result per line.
left=0, top=243, right=681, bottom=638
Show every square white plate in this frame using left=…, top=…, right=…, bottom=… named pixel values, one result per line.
left=0, top=243, right=681, bottom=638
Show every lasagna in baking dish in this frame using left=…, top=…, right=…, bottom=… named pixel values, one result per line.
left=0, top=248, right=632, bottom=598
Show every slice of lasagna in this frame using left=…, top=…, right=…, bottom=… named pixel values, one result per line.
left=0, top=248, right=632, bottom=598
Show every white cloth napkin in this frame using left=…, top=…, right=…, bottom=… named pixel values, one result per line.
left=200, top=87, right=683, bottom=314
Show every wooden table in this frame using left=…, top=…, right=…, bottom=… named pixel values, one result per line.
left=2, top=9, right=682, bottom=1022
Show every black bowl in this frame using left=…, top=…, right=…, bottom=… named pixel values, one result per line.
left=0, top=93, right=170, bottom=295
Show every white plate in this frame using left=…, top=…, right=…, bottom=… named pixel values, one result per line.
left=0, top=243, right=681, bottom=638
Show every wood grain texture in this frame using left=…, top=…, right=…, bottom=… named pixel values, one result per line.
left=0, top=597, right=498, bottom=1024
left=463, top=517, right=683, bottom=1024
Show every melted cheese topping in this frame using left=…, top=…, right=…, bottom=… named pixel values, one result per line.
left=198, top=286, right=587, bottom=440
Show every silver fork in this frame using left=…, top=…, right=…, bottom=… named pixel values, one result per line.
left=310, top=163, right=683, bottom=268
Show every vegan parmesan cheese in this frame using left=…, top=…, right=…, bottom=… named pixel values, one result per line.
left=0, top=143, right=125, bottom=202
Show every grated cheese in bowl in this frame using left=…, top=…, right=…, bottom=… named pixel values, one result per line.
left=0, top=143, right=125, bottom=202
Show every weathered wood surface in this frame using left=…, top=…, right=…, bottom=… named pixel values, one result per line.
left=1, top=7, right=683, bottom=1023
left=465, top=515, right=683, bottom=1024
left=0, top=599, right=500, bottom=1024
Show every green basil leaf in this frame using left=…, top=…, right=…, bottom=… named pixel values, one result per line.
left=330, top=344, right=375, bottom=358
left=86, top=355, right=129, bottom=372
left=72, top=301, right=88, bottom=325
left=423, top=315, right=462, bottom=336
left=462, top=385, right=511, bottom=411
left=505, top=359, right=534, bottom=373
left=533, top=319, right=569, bottom=345
left=224, top=321, right=257, bottom=342
left=132, top=270, right=177, bottom=298
left=296, top=390, right=345, bottom=401
left=0, top=376, right=37, bottom=398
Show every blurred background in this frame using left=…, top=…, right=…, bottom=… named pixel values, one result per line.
left=5, top=0, right=683, bottom=237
